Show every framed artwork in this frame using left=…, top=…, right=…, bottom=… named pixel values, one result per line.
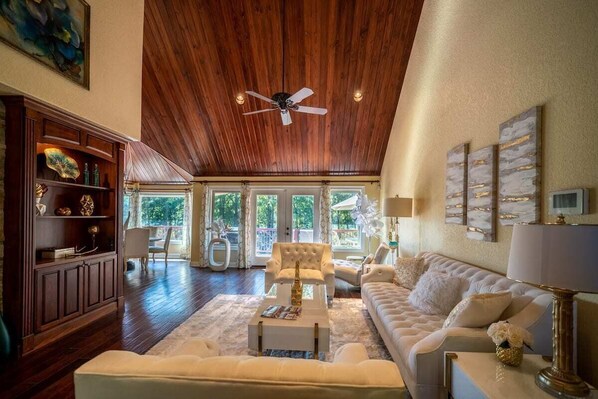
left=445, top=142, right=469, bottom=224
left=0, top=0, right=90, bottom=88
left=467, top=145, right=497, bottom=241
left=498, top=106, right=542, bottom=225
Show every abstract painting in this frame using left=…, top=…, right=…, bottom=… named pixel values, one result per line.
left=445, top=142, right=469, bottom=224
left=0, top=0, right=90, bottom=88
left=498, top=106, right=542, bottom=225
left=467, top=145, right=497, bottom=241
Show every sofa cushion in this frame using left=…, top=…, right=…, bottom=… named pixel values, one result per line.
left=392, top=257, right=427, bottom=289
left=443, top=291, right=512, bottom=328
left=423, top=253, right=548, bottom=319
left=408, top=271, right=464, bottom=315
left=362, top=282, right=445, bottom=363
left=279, top=243, right=325, bottom=270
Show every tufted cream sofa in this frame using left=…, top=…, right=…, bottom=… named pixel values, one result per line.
left=74, top=340, right=407, bottom=399
left=361, top=252, right=554, bottom=399
left=265, top=242, right=335, bottom=298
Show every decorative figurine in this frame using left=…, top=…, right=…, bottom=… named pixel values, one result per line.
left=84, top=162, right=90, bottom=185
left=88, top=225, right=99, bottom=249
left=79, top=195, right=95, bottom=216
left=35, top=183, right=48, bottom=216
left=291, top=261, right=303, bottom=306
left=93, top=163, right=100, bottom=186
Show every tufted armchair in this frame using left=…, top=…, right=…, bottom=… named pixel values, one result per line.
left=265, top=243, right=335, bottom=298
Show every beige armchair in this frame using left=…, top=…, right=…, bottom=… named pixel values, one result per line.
left=265, top=242, right=335, bottom=298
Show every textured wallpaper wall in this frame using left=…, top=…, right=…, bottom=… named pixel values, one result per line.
left=381, top=0, right=598, bottom=384
left=0, top=0, right=144, bottom=140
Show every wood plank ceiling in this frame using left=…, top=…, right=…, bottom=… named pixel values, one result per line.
left=125, top=141, right=192, bottom=184
left=142, top=0, right=423, bottom=176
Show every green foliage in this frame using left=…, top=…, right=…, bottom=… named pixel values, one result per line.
left=331, top=191, right=358, bottom=229
left=256, top=195, right=277, bottom=228
left=212, top=192, right=240, bottom=229
left=140, top=196, right=184, bottom=226
left=292, top=195, right=314, bottom=229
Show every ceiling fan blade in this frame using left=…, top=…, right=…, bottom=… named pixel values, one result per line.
left=246, top=90, right=273, bottom=104
left=288, top=87, right=314, bottom=104
left=294, top=105, right=328, bottom=115
left=243, top=109, right=276, bottom=115
left=281, top=111, right=292, bottom=125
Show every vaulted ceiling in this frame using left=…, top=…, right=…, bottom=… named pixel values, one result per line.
left=142, top=0, right=423, bottom=177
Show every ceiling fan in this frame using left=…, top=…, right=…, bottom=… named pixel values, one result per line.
left=242, top=0, right=327, bottom=126
left=243, top=88, right=327, bottom=126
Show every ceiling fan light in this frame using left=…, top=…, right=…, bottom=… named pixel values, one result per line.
left=353, top=91, right=363, bottom=102
left=235, top=94, right=245, bottom=105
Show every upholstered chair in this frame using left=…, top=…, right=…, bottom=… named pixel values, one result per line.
left=124, top=228, right=150, bottom=271
left=149, top=227, right=173, bottom=263
left=265, top=242, right=335, bottom=298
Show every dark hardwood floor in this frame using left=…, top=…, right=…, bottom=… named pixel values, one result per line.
left=0, top=260, right=361, bottom=399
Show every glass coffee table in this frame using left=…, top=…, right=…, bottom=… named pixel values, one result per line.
left=248, top=283, right=330, bottom=359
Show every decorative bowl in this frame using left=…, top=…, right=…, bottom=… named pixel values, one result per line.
left=44, top=148, right=80, bottom=180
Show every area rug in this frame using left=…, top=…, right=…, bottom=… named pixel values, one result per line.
left=146, top=294, right=391, bottom=362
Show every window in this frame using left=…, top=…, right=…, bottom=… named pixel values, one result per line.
left=139, top=193, right=185, bottom=241
left=331, top=189, right=362, bottom=250
left=211, top=191, right=241, bottom=245
left=123, top=194, right=131, bottom=221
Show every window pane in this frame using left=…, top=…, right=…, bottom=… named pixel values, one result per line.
left=331, top=191, right=361, bottom=249
left=291, top=195, right=314, bottom=243
left=212, top=192, right=241, bottom=245
left=123, top=195, right=131, bottom=220
left=140, top=195, right=184, bottom=241
left=255, top=194, right=278, bottom=256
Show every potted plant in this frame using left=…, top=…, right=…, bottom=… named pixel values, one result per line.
left=487, top=321, right=533, bottom=366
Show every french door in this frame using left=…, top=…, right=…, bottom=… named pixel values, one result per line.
left=251, top=188, right=320, bottom=265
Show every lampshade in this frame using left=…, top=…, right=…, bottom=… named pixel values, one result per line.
left=507, top=224, right=598, bottom=293
left=383, top=197, right=413, bottom=217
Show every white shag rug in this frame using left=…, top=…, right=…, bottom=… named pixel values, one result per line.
left=146, top=294, right=391, bottom=362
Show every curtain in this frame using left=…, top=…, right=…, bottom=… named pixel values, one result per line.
left=130, top=189, right=141, bottom=228
left=196, top=183, right=209, bottom=267
left=238, top=183, right=252, bottom=268
left=180, top=189, right=192, bottom=259
left=319, top=182, right=332, bottom=243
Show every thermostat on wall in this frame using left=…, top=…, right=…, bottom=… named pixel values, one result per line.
left=548, top=188, right=589, bottom=215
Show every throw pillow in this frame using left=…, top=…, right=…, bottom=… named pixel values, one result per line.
left=408, top=271, right=463, bottom=315
left=443, top=291, right=512, bottom=328
left=392, top=257, right=426, bottom=289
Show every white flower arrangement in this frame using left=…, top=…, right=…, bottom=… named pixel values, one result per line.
left=487, top=321, right=534, bottom=349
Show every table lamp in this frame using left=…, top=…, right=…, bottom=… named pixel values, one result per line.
left=382, top=196, right=413, bottom=245
left=507, top=223, right=598, bottom=398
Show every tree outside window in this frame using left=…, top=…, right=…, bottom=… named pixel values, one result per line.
left=211, top=191, right=241, bottom=245
left=140, top=194, right=184, bottom=240
left=331, top=190, right=361, bottom=250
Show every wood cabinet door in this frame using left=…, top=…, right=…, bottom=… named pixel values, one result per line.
left=84, top=260, right=103, bottom=312
left=34, top=262, right=83, bottom=333
left=101, top=256, right=117, bottom=304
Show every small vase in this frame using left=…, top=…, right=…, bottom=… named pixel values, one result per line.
left=496, top=345, right=523, bottom=367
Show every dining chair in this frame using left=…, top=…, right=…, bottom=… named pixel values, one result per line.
left=149, top=227, right=173, bottom=264
left=124, top=228, right=150, bottom=271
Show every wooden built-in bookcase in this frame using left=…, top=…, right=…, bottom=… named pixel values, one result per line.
left=1, top=96, right=126, bottom=355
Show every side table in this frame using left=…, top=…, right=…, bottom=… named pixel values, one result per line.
left=444, top=352, right=597, bottom=398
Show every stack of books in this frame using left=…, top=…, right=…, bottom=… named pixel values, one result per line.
left=261, top=305, right=302, bottom=320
